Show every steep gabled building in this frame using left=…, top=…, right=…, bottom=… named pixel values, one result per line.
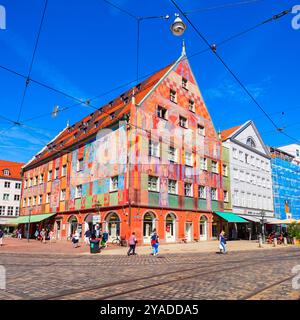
left=221, top=121, right=275, bottom=238
left=21, top=50, right=224, bottom=243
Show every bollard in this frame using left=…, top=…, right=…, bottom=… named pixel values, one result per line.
left=283, top=237, right=287, bottom=246
left=273, top=237, right=277, bottom=247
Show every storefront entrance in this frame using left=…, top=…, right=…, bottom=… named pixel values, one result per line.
left=68, top=215, right=78, bottom=239
left=200, top=215, right=208, bottom=241
left=165, top=213, right=176, bottom=242
left=143, top=212, right=156, bottom=244
left=54, top=220, right=61, bottom=240
left=185, top=222, right=193, bottom=242
left=105, top=212, right=120, bottom=242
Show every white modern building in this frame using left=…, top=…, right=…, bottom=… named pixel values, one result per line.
left=0, top=160, right=24, bottom=232
left=221, top=121, right=274, bottom=224
left=277, top=143, right=300, bottom=166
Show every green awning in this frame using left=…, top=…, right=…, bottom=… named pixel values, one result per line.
left=14, top=213, right=57, bottom=224
left=214, top=211, right=248, bottom=223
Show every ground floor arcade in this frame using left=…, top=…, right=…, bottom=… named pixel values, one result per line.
left=17, top=206, right=216, bottom=244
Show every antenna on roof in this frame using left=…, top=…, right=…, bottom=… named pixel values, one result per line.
left=181, top=39, right=186, bottom=56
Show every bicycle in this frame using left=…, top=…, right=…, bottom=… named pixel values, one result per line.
left=112, top=236, right=121, bottom=245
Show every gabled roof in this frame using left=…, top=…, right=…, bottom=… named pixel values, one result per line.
left=0, top=160, right=24, bottom=180
left=220, top=125, right=242, bottom=141
left=23, top=61, right=175, bottom=170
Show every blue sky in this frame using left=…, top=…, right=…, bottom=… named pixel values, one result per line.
left=0, top=0, right=299, bottom=163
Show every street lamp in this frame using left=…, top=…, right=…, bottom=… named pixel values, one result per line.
left=27, top=208, right=32, bottom=242
left=170, top=14, right=187, bottom=36
left=260, top=210, right=266, bottom=243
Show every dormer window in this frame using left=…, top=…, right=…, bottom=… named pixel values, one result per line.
left=246, top=137, right=256, bottom=148
left=109, top=101, right=113, bottom=108
left=110, top=112, right=116, bottom=120
left=3, top=169, right=10, bottom=176
left=136, top=83, right=141, bottom=91
left=94, top=121, right=99, bottom=128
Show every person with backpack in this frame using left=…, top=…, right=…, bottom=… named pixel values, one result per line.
left=0, top=228, right=4, bottom=246
left=101, top=231, right=109, bottom=248
left=150, top=229, right=159, bottom=256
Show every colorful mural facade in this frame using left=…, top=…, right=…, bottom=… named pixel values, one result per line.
left=21, top=55, right=225, bottom=242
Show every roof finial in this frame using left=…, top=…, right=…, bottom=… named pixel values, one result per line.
left=181, top=39, right=186, bottom=56
left=66, top=119, right=70, bottom=127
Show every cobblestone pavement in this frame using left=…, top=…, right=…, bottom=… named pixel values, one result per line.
left=0, top=247, right=300, bottom=300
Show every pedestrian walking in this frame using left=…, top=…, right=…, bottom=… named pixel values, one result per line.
left=150, top=229, right=159, bottom=256
left=49, top=229, right=55, bottom=243
left=101, top=230, right=109, bottom=248
left=40, top=228, right=46, bottom=244
left=127, top=232, right=137, bottom=256
left=219, top=230, right=227, bottom=254
left=84, top=229, right=91, bottom=245
left=17, top=228, right=22, bottom=240
left=72, top=230, right=80, bottom=248
left=0, top=228, right=4, bottom=246
left=34, top=229, right=39, bottom=240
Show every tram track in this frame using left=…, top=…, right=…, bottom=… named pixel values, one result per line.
left=40, top=253, right=300, bottom=300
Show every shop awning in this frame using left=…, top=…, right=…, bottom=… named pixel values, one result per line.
left=13, top=213, right=57, bottom=224
left=237, top=214, right=261, bottom=223
left=214, top=211, right=248, bottom=223
left=265, top=217, right=282, bottom=224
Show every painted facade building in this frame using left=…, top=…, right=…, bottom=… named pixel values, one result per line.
left=21, top=52, right=225, bottom=243
left=270, top=147, right=300, bottom=220
left=221, top=121, right=274, bottom=233
left=0, top=160, right=23, bottom=232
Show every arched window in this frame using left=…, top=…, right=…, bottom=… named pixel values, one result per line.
left=246, top=137, right=256, bottom=148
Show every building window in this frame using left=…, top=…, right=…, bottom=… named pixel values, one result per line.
left=7, top=206, right=13, bottom=216
left=224, top=190, right=229, bottom=202
left=168, top=146, right=177, bottom=162
left=185, top=152, right=193, bottom=167
left=179, top=116, right=188, bottom=128
left=246, top=137, right=256, bottom=148
left=55, top=167, right=59, bottom=179
left=110, top=176, right=119, bottom=192
left=148, top=176, right=159, bottom=192
left=4, top=181, right=10, bottom=188
left=3, top=194, right=9, bottom=201
left=77, top=158, right=83, bottom=172
left=0, top=206, right=5, bottom=215
left=188, top=99, right=195, bottom=112
left=33, top=196, right=37, bottom=206
left=46, top=193, right=51, bottom=203
left=233, top=169, right=239, bottom=180
left=38, top=195, right=43, bottom=205
left=233, top=148, right=238, bottom=159
left=39, top=174, right=44, bottom=184
left=211, top=161, right=218, bottom=173
left=233, top=190, right=239, bottom=206
left=34, top=176, right=38, bottom=185
left=62, top=165, right=67, bottom=177
left=3, top=169, right=10, bottom=176
left=23, top=198, right=26, bottom=207
left=170, top=89, right=177, bottom=103
left=184, top=183, right=193, bottom=197
left=60, top=189, right=66, bottom=201
left=245, top=154, right=249, bottom=164
left=29, top=178, right=33, bottom=187
left=168, top=179, right=177, bottom=194
left=75, top=185, right=82, bottom=198
left=198, top=185, right=206, bottom=199
left=211, top=188, right=217, bottom=201
left=24, top=180, right=28, bottom=189
left=239, top=151, right=243, bottom=162
left=200, top=157, right=207, bottom=170
left=182, top=77, right=188, bottom=90
left=15, top=207, right=19, bottom=216
left=148, top=140, right=160, bottom=158
left=14, top=195, right=20, bottom=201
left=48, top=170, right=52, bottom=181
left=197, top=124, right=205, bottom=136
left=222, top=164, right=228, bottom=176
left=157, top=106, right=167, bottom=120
